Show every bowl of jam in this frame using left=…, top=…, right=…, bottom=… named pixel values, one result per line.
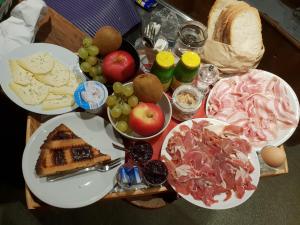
left=128, top=141, right=153, bottom=164
left=142, top=160, right=168, bottom=186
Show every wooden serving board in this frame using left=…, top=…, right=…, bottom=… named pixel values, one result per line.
left=24, top=114, right=288, bottom=209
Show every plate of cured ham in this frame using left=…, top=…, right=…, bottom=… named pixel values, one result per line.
left=206, top=69, right=299, bottom=149
left=161, top=118, right=260, bottom=209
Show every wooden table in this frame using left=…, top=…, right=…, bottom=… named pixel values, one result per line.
left=24, top=1, right=294, bottom=209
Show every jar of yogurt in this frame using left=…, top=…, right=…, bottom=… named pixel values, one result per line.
left=74, top=81, right=108, bottom=114
left=171, top=84, right=203, bottom=121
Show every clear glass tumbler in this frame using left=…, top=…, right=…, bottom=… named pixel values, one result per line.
left=173, top=20, right=207, bottom=57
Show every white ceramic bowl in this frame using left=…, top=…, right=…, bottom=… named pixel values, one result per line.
left=107, top=83, right=172, bottom=140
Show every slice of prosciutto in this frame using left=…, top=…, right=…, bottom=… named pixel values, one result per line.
left=207, top=70, right=299, bottom=147
left=163, top=121, right=256, bottom=207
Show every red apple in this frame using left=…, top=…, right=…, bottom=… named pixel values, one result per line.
left=129, top=103, right=165, bottom=136
left=102, top=50, right=135, bottom=83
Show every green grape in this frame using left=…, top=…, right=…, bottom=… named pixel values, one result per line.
left=107, top=95, right=117, bottom=108
left=121, top=103, right=131, bottom=115
left=95, top=65, right=102, bottom=75
left=78, top=48, right=88, bottom=60
left=94, top=75, right=106, bottom=84
left=113, top=82, right=123, bottom=94
left=86, top=56, right=98, bottom=66
left=89, top=66, right=98, bottom=77
left=128, top=95, right=139, bottom=107
left=87, top=45, right=99, bottom=56
left=82, top=37, right=93, bottom=48
left=80, top=62, right=91, bottom=73
left=119, top=114, right=129, bottom=122
left=122, top=85, right=134, bottom=97
left=116, top=121, right=128, bottom=133
left=111, top=105, right=122, bottom=118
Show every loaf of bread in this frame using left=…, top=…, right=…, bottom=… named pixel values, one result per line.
left=207, top=0, right=263, bottom=55
left=202, top=0, right=264, bottom=74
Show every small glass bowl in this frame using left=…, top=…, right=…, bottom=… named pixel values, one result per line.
left=171, top=84, right=203, bottom=121
left=142, top=160, right=168, bottom=187
left=128, top=141, right=153, bottom=165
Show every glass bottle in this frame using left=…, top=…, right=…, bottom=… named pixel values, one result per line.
left=150, top=51, right=175, bottom=91
left=171, top=51, right=201, bottom=90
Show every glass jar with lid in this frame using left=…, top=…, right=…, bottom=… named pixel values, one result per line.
left=171, top=84, right=203, bottom=121
left=173, top=20, right=207, bottom=57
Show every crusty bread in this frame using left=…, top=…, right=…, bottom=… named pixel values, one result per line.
left=213, top=1, right=250, bottom=42
left=208, top=0, right=263, bottom=55
left=207, top=0, right=236, bottom=39
left=226, top=7, right=262, bottom=54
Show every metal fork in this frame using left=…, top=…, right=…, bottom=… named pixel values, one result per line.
left=112, top=143, right=127, bottom=152
left=46, top=157, right=123, bottom=182
left=143, top=22, right=161, bottom=48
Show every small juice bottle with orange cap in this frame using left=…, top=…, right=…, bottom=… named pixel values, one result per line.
left=171, top=51, right=201, bottom=90
left=150, top=51, right=175, bottom=91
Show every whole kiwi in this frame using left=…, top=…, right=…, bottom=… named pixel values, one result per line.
left=93, top=26, right=122, bottom=55
left=133, top=74, right=163, bottom=103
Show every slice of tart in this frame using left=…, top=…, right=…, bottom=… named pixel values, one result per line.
left=35, top=124, right=111, bottom=177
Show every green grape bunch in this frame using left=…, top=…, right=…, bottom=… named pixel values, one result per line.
left=107, top=82, right=140, bottom=133
left=78, top=37, right=106, bottom=84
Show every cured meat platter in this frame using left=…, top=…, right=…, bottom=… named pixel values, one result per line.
left=206, top=69, right=299, bottom=150
left=161, top=118, right=260, bottom=209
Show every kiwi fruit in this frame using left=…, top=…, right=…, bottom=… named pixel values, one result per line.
left=133, top=74, right=163, bottom=103
left=93, top=26, right=122, bottom=55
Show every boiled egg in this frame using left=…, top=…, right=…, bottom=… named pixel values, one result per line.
left=261, top=146, right=286, bottom=168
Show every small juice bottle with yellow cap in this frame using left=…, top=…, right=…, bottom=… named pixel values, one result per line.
left=150, top=51, right=175, bottom=91
left=171, top=51, right=201, bottom=90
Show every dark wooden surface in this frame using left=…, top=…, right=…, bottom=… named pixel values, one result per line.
left=0, top=0, right=300, bottom=224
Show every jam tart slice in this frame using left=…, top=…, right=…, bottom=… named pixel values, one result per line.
left=35, top=124, right=111, bottom=177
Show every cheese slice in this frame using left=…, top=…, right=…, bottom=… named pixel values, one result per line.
left=49, top=71, right=82, bottom=95
left=45, top=93, right=66, bottom=100
left=9, top=60, right=33, bottom=86
left=9, top=79, right=49, bottom=105
left=34, top=60, right=70, bottom=87
left=68, top=71, right=83, bottom=89
left=42, top=95, right=74, bottom=110
left=17, top=52, right=54, bottom=74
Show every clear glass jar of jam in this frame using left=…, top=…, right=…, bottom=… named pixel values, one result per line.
left=142, top=160, right=168, bottom=186
left=171, top=84, right=203, bottom=121
left=128, top=141, right=153, bottom=165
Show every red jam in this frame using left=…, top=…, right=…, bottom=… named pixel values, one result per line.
left=142, top=160, right=168, bottom=186
left=129, top=141, right=153, bottom=164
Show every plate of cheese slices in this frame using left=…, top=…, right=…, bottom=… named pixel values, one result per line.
left=0, top=43, right=85, bottom=115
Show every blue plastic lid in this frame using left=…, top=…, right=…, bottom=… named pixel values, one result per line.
left=74, top=81, right=108, bottom=110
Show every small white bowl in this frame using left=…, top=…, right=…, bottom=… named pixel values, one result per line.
left=107, top=83, right=172, bottom=140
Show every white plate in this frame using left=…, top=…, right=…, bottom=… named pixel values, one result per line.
left=0, top=43, right=85, bottom=115
left=22, top=112, right=125, bottom=208
left=161, top=118, right=260, bottom=210
left=206, top=69, right=300, bottom=151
